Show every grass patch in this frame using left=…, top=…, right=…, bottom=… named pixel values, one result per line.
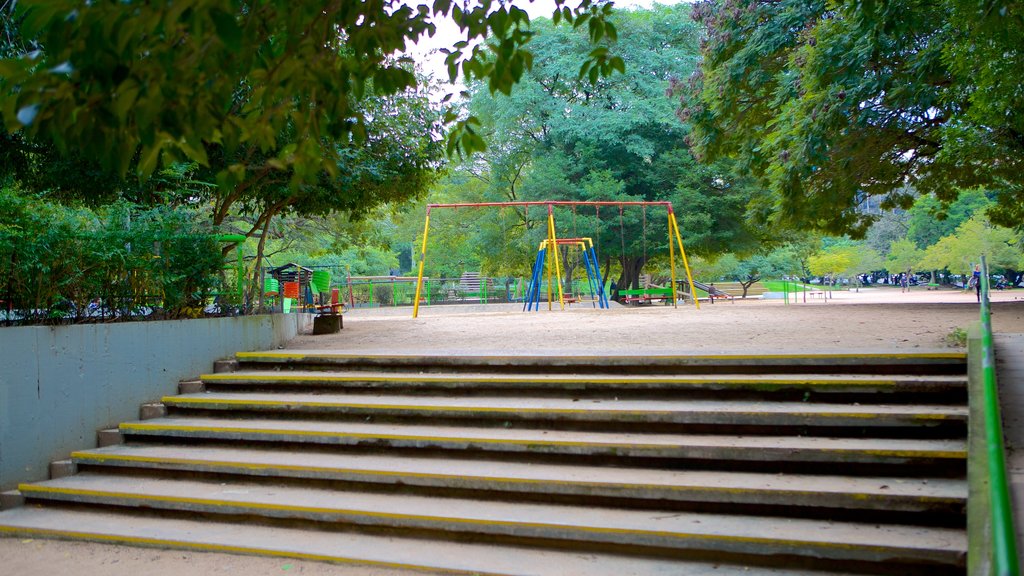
left=946, top=327, right=968, bottom=348
left=762, top=280, right=818, bottom=292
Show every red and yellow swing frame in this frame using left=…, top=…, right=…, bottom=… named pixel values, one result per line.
left=411, top=201, right=699, bottom=318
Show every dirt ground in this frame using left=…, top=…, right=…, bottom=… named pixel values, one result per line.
left=289, top=285, right=1024, bottom=354
left=4, top=285, right=1024, bottom=575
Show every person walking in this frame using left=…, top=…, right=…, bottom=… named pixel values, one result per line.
left=972, top=264, right=982, bottom=302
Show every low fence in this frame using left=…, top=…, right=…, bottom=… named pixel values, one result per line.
left=269, top=269, right=609, bottom=309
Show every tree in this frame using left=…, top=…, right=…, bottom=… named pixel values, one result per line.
left=807, top=243, right=878, bottom=286
left=906, top=189, right=992, bottom=249
left=919, top=215, right=1022, bottom=278
left=0, top=1, right=619, bottom=192
left=865, top=209, right=910, bottom=257
left=461, top=5, right=762, bottom=291
left=719, top=254, right=774, bottom=298
left=692, top=244, right=805, bottom=297
left=886, top=238, right=925, bottom=281
left=681, top=1, right=1024, bottom=236
left=887, top=239, right=924, bottom=273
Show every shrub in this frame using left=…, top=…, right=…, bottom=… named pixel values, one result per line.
left=0, top=189, right=224, bottom=324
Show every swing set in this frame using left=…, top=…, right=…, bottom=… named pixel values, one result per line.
left=524, top=237, right=609, bottom=311
left=411, top=201, right=699, bottom=318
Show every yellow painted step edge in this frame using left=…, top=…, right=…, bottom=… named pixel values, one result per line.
left=236, top=351, right=967, bottom=361
left=69, top=452, right=964, bottom=504
left=117, top=423, right=968, bottom=459
left=0, top=524, right=495, bottom=575
left=160, top=397, right=963, bottom=421
left=199, top=373, right=955, bottom=387
left=14, top=485, right=950, bottom=555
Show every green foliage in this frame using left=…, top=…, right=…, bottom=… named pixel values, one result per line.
left=946, top=327, right=968, bottom=348
left=906, top=189, right=992, bottom=249
left=452, top=5, right=762, bottom=288
left=886, top=239, right=925, bottom=274
left=919, top=215, right=1022, bottom=275
left=864, top=208, right=910, bottom=256
left=0, top=188, right=223, bottom=323
left=0, top=0, right=619, bottom=189
left=808, top=247, right=855, bottom=280
left=693, top=245, right=805, bottom=285
left=683, top=1, right=1024, bottom=235
left=807, top=242, right=881, bottom=281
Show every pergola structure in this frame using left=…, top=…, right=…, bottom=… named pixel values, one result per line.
left=411, top=201, right=700, bottom=318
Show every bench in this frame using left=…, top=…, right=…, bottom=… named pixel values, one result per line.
left=708, top=282, right=767, bottom=298
left=619, top=287, right=674, bottom=305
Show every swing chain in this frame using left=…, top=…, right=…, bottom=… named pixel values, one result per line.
left=642, top=204, right=647, bottom=271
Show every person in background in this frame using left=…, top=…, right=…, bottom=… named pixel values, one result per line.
left=972, top=264, right=981, bottom=302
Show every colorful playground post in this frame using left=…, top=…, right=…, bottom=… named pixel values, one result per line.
left=412, top=207, right=431, bottom=318
left=524, top=237, right=608, bottom=311
left=411, top=201, right=700, bottom=318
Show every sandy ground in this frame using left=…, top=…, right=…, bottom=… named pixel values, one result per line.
left=0, top=537, right=447, bottom=576
left=4, top=285, right=1024, bottom=575
left=289, top=286, right=1024, bottom=354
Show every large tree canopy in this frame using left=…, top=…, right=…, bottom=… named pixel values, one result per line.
left=680, top=0, right=1024, bottom=236
left=459, top=4, right=763, bottom=289
left=0, top=0, right=619, bottom=199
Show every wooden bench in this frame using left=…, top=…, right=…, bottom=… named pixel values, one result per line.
left=709, top=282, right=767, bottom=298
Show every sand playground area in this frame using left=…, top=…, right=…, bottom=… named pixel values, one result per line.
left=3, top=285, right=1024, bottom=575
left=290, top=285, right=1024, bottom=354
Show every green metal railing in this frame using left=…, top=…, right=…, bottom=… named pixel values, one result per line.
left=978, top=255, right=1019, bottom=575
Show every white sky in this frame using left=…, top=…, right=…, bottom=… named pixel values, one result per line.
left=403, top=0, right=687, bottom=85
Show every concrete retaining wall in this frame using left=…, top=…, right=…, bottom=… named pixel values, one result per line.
left=0, top=314, right=312, bottom=491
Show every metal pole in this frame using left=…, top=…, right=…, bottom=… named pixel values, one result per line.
left=548, top=204, right=565, bottom=310
left=669, top=211, right=699, bottom=310
left=668, top=211, right=678, bottom=309
left=412, top=208, right=431, bottom=318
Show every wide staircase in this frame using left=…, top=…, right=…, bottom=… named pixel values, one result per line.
left=0, top=351, right=969, bottom=575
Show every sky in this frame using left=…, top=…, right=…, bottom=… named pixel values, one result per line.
left=403, top=0, right=687, bottom=85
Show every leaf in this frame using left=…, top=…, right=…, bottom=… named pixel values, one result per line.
left=137, top=143, right=163, bottom=179
left=112, top=81, right=140, bottom=123
left=578, top=61, right=591, bottom=81
left=432, top=0, right=451, bottom=16
left=0, top=59, right=24, bottom=79
left=605, top=22, right=618, bottom=42
left=210, top=8, right=242, bottom=53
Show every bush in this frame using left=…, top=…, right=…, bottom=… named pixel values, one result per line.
left=0, top=189, right=224, bottom=324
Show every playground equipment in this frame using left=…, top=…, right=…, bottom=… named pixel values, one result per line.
left=267, top=263, right=314, bottom=311
left=524, top=238, right=608, bottom=311
left=411, top=201, right=699, bottom=318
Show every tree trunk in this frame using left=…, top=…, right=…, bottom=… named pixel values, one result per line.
left=560, top=246, right=578, bottom=295
left=617, top=255, right=646, bottom=292
left=739, top=275, right=760, bottom=298
left=251, top=213, right=275, bottom=313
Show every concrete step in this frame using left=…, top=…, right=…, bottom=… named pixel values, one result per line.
left=201, top=369, right=968, bottom=395
left=0, top=505, right=879, bottom=576
left=163, top=391, right=967, bottom=428
left=235, top=350, right=968, bottom=375
left=17, top=472, right=967, bottom=567
left=70, top=444, right=967, bottom=515
left=117, top=416, right=966, bottom=466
